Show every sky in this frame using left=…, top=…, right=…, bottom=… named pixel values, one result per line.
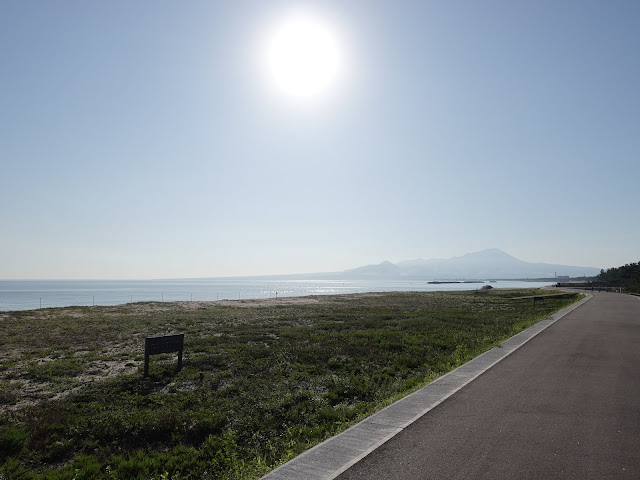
left=1, top=1, right=639, bottom=280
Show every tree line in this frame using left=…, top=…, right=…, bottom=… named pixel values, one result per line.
left=597, top=261, right=640, bottom=294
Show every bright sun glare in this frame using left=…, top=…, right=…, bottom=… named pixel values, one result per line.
left=262, top=10, right=344, bottom=105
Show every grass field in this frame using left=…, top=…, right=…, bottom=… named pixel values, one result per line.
left=0, top=289, right=581, bottom=480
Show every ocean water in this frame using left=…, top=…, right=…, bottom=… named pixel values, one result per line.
left=0, top=278, right=556, bottom=312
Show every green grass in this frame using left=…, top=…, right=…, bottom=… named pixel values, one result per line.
left=0, top=289, right=581, bottom=479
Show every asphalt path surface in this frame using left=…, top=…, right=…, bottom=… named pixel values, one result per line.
left=337, top=292, right=640, bottom=480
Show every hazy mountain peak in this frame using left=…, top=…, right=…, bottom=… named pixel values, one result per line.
left=345, top=248, right=599, bottom=280
left=461, top=248, right=515, bottom=259
left=345, top=260, right=401, bottom=277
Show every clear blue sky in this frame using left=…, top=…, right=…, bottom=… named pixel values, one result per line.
left=2, top=1, right=638, bottom=279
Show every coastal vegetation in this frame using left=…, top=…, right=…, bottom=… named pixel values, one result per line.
left=597, top=261, right=640, bottom=294
left=0, top=289, right=580, bottom=479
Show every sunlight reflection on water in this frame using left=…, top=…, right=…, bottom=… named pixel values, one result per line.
left=0, top=279, right=555, bottom=312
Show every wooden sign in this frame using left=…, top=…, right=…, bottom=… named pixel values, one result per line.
left=144, top=334, right=184, bottom=377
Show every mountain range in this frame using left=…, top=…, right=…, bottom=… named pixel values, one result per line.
left=342, top=248, right=600, bottom=280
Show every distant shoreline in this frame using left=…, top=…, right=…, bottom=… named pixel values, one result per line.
left=0, top=278, right=558, bottom=313
left=428, top=280, right=484, bottom=284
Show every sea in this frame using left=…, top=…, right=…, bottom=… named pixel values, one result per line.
left=0, top=278, right=556, bottom=312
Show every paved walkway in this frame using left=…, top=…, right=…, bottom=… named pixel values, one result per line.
left=337, top=291, right=640, bottom=479
left=263, top=291, right=640, bottom=479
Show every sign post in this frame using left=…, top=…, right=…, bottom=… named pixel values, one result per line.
left=144, top=334, right=184, bottom=377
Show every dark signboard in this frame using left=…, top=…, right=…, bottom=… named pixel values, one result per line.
left=144, top=333, right=184, bottom=377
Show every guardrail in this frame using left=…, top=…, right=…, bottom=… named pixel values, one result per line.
left=556, top=283, right=623, bottom=293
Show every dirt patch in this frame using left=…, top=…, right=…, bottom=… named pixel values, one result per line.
left=0, top=340, right=142, bottom=414
left=124, top=297, right=326, bottom=311
left=209, top=296, right=323, bottom=308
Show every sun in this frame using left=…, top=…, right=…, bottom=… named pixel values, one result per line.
left=261, top=10, right=345, bottom=105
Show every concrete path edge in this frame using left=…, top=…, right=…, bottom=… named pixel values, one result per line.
left=260, top=293, right=593, bottom=480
